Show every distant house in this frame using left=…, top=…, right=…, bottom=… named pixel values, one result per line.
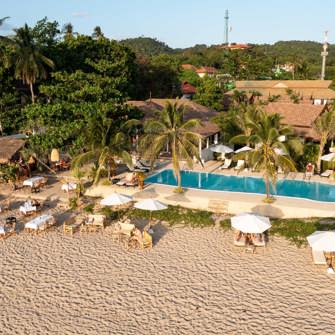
left=196, top=66, right=218, bottom=78
left=128, top=99, right=220, bottom=162
left=222, top=43, right=251, bottom=50
left=264, top=103, right=328, bottom=141
left=0, top=137, right=26, bottom=164
left=228, top=80, right=335, bottom=105
left=181, top=81, right=196, bottom=100
left=181, top=64, right=197, bottom=72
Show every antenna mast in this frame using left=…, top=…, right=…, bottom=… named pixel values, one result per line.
left=224, top=9, right=229, bottom=45
left=321, top=31, right=328, bottom=80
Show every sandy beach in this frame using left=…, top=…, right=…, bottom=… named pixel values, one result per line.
left=1, top=221, right=334, bottom=335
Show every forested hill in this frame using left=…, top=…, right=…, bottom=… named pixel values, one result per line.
left=121, top=37, right=175, bottom=55
left=120, top=37, right=335, bottom=66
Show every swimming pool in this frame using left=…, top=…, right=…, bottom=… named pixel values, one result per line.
left=145, top=169, right=335, bottom=203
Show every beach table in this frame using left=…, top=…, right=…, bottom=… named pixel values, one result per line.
left=19, top=204, right=37, bottom=215
left=23, top=176, right=47, bottom=192
left=61, top=182, right=77, bottom=192
left=25, top=214, right=55, bottom=233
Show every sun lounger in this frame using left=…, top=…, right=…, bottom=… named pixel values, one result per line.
left=234, top=160, right=245, bottom=171
left=23, top=176, right=47, bottom=189
left=116, top=173, right=136, bottom=186
left=0, top=218, right=16, bottom=239
left=25, top=214, right=55, bottom=233
left=321, top=170, right=333, bottom=178
left=63, top=217, right=81, bottom=234
left=19, top=203, right=37, bottom=216
left=220, top=159, right=232, bottom=170
left=135, top=161, right=150, bottom=172
left=234, top=237, right=247, bottom=246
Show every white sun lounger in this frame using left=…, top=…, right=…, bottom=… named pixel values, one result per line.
left=234, top=160, right=245, bottom=171
left=321, top=170, right=333, bottom=178
left=221, top=159, right=232, bottom=169
left=311, top=249, right=327, bottom=265
left=25, top=214, right=55, bottom=232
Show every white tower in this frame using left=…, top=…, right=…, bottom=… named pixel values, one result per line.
left=321, top=31, right=329, bottom=80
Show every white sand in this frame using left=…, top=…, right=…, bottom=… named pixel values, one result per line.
left=1, top=225, right=335, bottom=335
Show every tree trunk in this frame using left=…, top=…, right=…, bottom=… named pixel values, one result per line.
left=265, top=175, right=270, bottom=199
left=29, top=82, right=35, bottom=104
left=317, top=139, right=326, bottom=174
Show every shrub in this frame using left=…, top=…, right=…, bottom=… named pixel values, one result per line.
left=128, top=205, right=214, bottom=228
left=83, top=203, right=94, bottom=213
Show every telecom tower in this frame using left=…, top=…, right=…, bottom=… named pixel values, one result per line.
left=224, top=9, right=229, bottom=45
left=321, top=31, right=328, bottom=80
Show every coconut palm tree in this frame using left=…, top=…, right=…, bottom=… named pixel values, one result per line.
left=92, top=26, right=104, bottom=40
left=230, top=111, right=302, bottom=200
left=63, top=23, right=74, bottom=40
left=312, top=109, right=335, bottom=173
left=140, top=101, right=202, bottom=192
left=71, top=114, right=136, bottom=185
left=10, top=24, right=54, bottom=103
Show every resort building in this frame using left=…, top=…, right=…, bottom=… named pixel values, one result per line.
left=264, top=102, right=328, bottom=141
left=196, top=66, right=218, bottom=78
left=228, top=80, right=335, bottom=105
left=128, top=99, right=220, bottom=162
left=181, top=81, right=196, bottom=100
left=0, top=136, right=26, bottom=164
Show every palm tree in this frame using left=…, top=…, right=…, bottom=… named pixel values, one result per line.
left=92, top=26, right=104, bottom=40
left=230, top=111, right=302, bottom=200
left=140, top=101, right=202, bottom=192
left=63, top=23, right=74, bottom=40
left=10, top=24, right=54, bottom=103
left=312, top=109, right=335, bottom=173
left=71, top=114, right=135, bottom=185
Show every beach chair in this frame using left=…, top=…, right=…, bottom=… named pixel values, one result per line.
left=234, top=160, right=245, bottom=172
left=63, top=217, right=81, bottom=235
left=111, top=221, right=135, bottom=242
left=81, top=214, right=106, bottom=233
left=135, top=161, right=150, bottom=172
left=0, top=219, right=17, bottom=240
left=220, top=159, right=232, bottom=170
left=234, top=230, right=246, bottom=246
left=127, top=229, right=153, bottom=251
left=116, top=173, right=135, bottom=186
left=321, top=170, right=333, bottom=178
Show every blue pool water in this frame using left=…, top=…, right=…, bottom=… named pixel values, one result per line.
left=145, top=169, right=335, bottom=202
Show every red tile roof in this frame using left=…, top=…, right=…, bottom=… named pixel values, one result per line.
left=181, top=81, right=196, bottom=95
left=196, top=66, right=218, bottom=74
left=264, top=102, right=327, bottom=140
left=181, top=64, right=197, bottom=72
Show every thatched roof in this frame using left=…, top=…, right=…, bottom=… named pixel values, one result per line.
left=127, top=99, right=220, bottom=137
left=0, top=137, right=25, bottom=164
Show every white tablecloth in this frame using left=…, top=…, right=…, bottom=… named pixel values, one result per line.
left=23, top=176, right=46, bottom=188
left=61, top=182, right=77, bottom=192
left=19, top=205, right=37, bottom=215
left=25, top=214, right=54, bottom=231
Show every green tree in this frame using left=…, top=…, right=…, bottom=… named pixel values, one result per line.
left=140, top=101, right=202, bottom=192
left=230, top=112, right=302, bottom=200
left=10, top=24, right=54, bottom=103
left=312, top=110, right=335, bottom=173
left=193, top=76, right=223, bottom=110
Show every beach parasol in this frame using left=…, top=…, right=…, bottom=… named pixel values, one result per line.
left=235, top=146, right=253, bottom=154
left=231, top=213, right=271, bottom=234
left=100, top=193, right=133, bottom=206
left=307, top=231, right=335, bottom=252
left=134, top=199, right=167, bottom=225
left=50, top=148, right=60, bottom=162
left=210, top=144, right=234, bottom=159
left=321, top=153, right=335, bottom=162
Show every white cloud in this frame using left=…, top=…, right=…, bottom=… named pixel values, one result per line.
left=72, top=11, right=89, bottom=18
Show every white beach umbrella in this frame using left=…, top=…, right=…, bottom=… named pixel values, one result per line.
left=321, top=153, right=335, bottom=162
left=307, top=231, right=335, bottom=252
left=231, top=213, right=271, bottom=234
left=235, top=146, right=253, bottom=154
left=210, top=144, right=234, bottom=154
left=134, top=199, right=168, bottom=225
left=211, top=144, right=234, bottom=159
left=100, top=193, right=133, bottom=206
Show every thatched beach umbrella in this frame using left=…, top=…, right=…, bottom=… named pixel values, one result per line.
left=50, top=148, right=60, bottom=162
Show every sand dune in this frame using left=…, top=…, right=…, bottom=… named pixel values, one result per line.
left=0, top=225, right=334, bottom=335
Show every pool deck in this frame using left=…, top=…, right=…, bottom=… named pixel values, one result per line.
left=86, top=161, right=335, bottom=219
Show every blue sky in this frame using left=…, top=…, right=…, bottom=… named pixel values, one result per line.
left=2, top=0, right=335, bottom=48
